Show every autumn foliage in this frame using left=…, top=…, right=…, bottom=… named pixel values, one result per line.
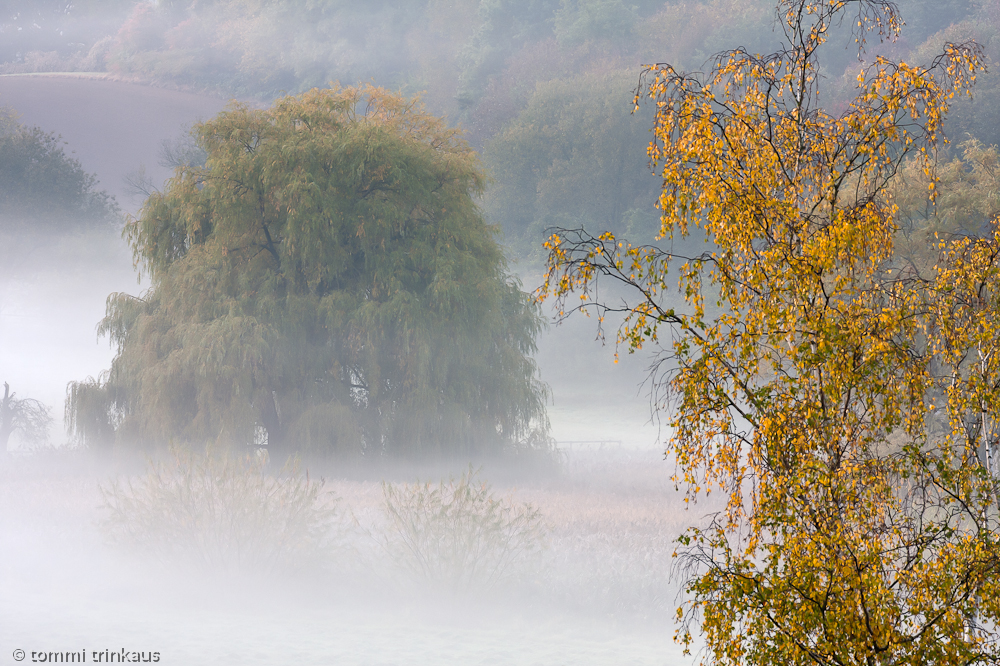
left=539, top=0, right=1000, bottom=662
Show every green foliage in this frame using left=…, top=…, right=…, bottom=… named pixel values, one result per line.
left=65, top=375, right=119, bottom=451
left=554, top=0, right=637, bottom=48
left=379, top=467, right=546, bottom=591
left=100, top=446, right=341, bottom=573
left=482, top=71, right=660, bottom=255
left=0, top=119, right=118, bottom=227
left=456, top=0, right=561, bottom=105
left=628, top=0, right=774, bottom=71
left=100, top=0, right=429, bottom=97
left=926, top=15, right=1000, bottom=150
left=902, top=0, right=974, bottom=45
left=73, top=85, right=548, bottom=459
left=0, top=106, right=16, bottom=135
left=892, top=139, right=1000, bottom=274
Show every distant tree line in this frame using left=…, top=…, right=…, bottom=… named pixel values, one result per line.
left=2, top=0, right=993, bottom=258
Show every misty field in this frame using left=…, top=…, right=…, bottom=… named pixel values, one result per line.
left=0, top=447, right=696, bottom=666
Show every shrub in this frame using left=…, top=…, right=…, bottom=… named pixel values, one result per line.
left=100, top=446, right=341, bottom=574
left=379, top=468, right=546, bottom=591
left=0, top=122, right=118, bottom=226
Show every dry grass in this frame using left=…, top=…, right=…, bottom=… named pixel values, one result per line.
left=2, top=445, right=704, bottom=624
left=99, top=446, right=344, bottom=575
left=322, top=448, right=701, bottom=620
left=517, top=450, right=698, bottom=619
left=378, top=468, right=547, bottom=592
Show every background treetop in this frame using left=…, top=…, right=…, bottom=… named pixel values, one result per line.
left=0, top=110, right=119, bottom=228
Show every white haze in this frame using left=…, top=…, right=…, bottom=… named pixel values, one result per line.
left=0, top=12, right=693, bottom=666
left=1, top=447, right=693, bottom=665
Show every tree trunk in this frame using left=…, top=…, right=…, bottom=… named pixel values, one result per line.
left=259, top=389, right=286, bottom=464
left=0, top=382, right=14, bottom=457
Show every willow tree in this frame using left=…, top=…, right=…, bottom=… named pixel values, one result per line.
left=69, top=85, right=547, bottom=458
left=539, top=0, right=1000, bottom=663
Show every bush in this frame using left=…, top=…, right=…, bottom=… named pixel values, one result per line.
left=100, top=446, right=342, bottom=574
left=0, top=121, right=118, bottom=226
left=379, top=468, right=546, bottom=592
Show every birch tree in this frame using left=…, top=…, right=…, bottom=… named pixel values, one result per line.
left=539, top=0, right=1000, bottom=662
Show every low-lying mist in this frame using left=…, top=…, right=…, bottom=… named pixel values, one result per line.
left=0, top=225, right=137, bottom=447
left=1, top=444, right=694, bottom=665
left=0, top=48, right=679, bottom=666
